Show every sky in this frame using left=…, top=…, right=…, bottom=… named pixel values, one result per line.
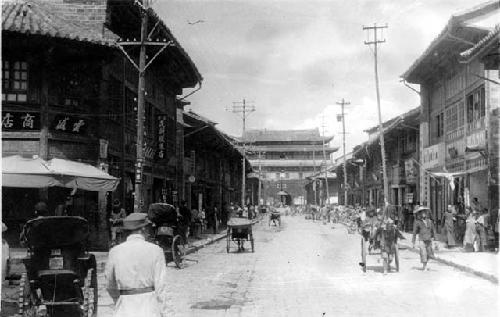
left=154, top=0, right=483, bottom=159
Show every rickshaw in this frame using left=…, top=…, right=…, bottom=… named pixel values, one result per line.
left=226, top=218, right=255, bottom=253
left=269, top=210, right=281, bottom=227
left=359, top=208, right=403, bottom=274
left=18, top=216, right=97, bottom=317
left=147, top=203, right=184, bottom=268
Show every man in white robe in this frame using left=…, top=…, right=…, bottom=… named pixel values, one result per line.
left=105, top=213, right=171, bottom=317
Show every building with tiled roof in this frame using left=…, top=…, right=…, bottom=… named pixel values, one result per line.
left=1, top=0, right=202, bottom=249
left=402, top=0, right=499, bottom=222
left=242, top=128, right=338, bottom=206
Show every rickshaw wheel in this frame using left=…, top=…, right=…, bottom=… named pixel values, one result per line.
left=226, top=228, right=231, bottom=253
left=83, top=268, right=97, bottom=317
left=394, top=244, right=400, bottom=272
left=361, top=238, right=367, bottom=273
left=172, top=235, right=183, bottom=269
left=18, top=273, right=36, bottom=317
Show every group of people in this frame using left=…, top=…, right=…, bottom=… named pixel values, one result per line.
left=441, top=199, right=496, bottom=252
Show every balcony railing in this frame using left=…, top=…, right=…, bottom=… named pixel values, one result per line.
left=467, top=117, right=485, bottom=132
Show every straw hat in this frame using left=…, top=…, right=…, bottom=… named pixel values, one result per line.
left=414, top=206, right=430, bottom=214
left=122, top=213, right=151, bottom=231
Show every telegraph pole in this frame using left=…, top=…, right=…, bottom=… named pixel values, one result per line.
left=312, top=148, right=318, bottom=205
left=336, top=99, right=350, bottom=206
left=117, top=0, right=174, bottom=213
left=321, top=115, right=330, bottom=206
left=363, top=23, right=389, bottom=207
left=228, top=99, right=255, bottom=208
left=258, top=151, right=263, bottom=206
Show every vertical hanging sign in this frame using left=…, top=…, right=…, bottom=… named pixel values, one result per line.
left=157, top=115, right=167, bottom=159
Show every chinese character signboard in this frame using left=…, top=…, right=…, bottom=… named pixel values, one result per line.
left=2, top=111, right=40, bottom=131
left=157, top=115, right=167, bottom=159
left=404, top=159, right=418, bottom=184
left=422, top=142, right=445, bottom=169
left=52, top=115, right=87, bottom=134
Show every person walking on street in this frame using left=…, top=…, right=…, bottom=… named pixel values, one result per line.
left=475, top=209, right=489, bottom=252
left=463, top=208, right=479, bottom=252
left=109, top=199, right=127, bottom=245
left=105, top=213, right=170, bottom=317
left=442, top=205, right=457, bottom=248
left=178, top=201, right=191, bottom=245
left=412, top=207, right=435, bottom=271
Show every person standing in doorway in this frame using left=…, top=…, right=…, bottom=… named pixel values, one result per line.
left=412, top=207, right=435, bottom=271
left=105, top=213, right=170, bottom=317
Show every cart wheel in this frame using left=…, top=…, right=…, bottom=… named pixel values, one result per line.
left=361, top=238, right=366, bottom=273
left=250, top=234, right=255, bottom=253
left=226, top=228, right=231, bottom=253
left=83, top=268, right=97, bottom=317
left=394, top=244, right=400, bottom=272
left=172, top=235, right=183, bottom=269
left=18, top=273, right=36, bottom=317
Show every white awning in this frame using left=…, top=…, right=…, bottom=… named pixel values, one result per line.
left=2, top=155, right=120, bottom=192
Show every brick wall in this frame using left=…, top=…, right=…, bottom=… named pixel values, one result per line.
left=47, top=0, right=107, bottom=29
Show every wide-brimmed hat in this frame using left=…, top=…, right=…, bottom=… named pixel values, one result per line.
left=414, top=206, right=430, bottom=214
left=122, top=213, right=151, bottom=231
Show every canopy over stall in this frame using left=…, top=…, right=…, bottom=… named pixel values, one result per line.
left=2, top=155, right=120, bottom=192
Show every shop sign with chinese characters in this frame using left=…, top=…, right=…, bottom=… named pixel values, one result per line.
left=51, top=115, right=87, bottom=134
left=157, top=115, right=167, bottom=159
left=2, top=111, right=40, bottom=130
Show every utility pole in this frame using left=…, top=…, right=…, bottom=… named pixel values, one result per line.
left=321, top=115, right=330, bottom=206
left=312, top=148, right=318, bottom=206
left=258, top=151, right=263, bottom=207
left=227, top=99, right=255, bottom=208
left=363, top=23, right=389, bottom=208
left=336, top=99, right=350, bottom=206
left=117, top=0, right=174, bottom=213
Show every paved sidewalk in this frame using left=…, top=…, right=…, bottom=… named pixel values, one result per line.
left=399, top=231, right=499, bottom=284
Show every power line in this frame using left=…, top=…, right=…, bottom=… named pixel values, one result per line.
left=363, top=22, right=389, bottom=209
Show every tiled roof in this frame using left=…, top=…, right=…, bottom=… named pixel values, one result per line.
left=243, top=129, right=333, bottom=143
left=184, top=110, right=217, bottom=126
left=460, top=24, right=500, bottom=59
left=364, top=107, right=420, bottom=134
left=2, top=0, right=118, bottom=46
left=402, top=1, right=498, bottom=82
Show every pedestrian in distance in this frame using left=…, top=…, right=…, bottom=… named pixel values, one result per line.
left=412, top=206, right=435, bottom=271
left=105, top=213, right=171, bottom=317
left=109, top=199, right=127, bottom=246
left=442, top=205, right=457, bottom=248
left=463, top=208, right=479, bottom=252
left=178, top=201, right=191, bottom=245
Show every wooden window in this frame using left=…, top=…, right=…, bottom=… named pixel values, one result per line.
left=435, top=112, right=444, bottom=138
left=2, top=61, right=28, bottom=103
left=467, top=86, right=485, bottom=123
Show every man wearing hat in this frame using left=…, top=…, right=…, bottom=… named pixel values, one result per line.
left=105, top=213, right=170, bottom=317
left=412, top=206, right=435, bottom=271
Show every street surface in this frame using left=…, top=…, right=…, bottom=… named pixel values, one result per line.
left=97, top=216, right=498, bottom=316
